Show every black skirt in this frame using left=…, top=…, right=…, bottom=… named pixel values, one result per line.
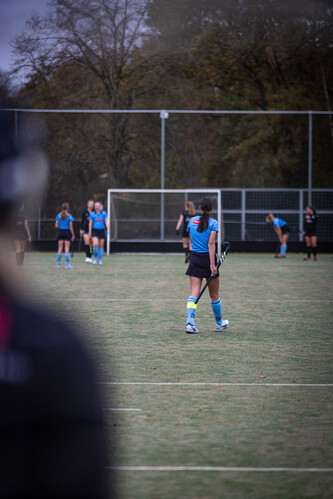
left=304, top=226, right=317, bottom=237
left=186, top=251, right=219, bottom=279
left=57, top=229, right=72, bottom=241
left=182, top=228, right=189, bottom=238
left=281, top=224, right=291, bottom=235
left=92, top=228, right=106, bottom=239
left=13, top=229, right=28, bottom=241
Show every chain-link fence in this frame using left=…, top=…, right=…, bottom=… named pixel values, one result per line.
left=221, top=189, right=333, bottom=242
left=28, top=188, right=333, bottom=243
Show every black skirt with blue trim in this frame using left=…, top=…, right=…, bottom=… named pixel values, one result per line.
left=185, top=251, right=219, bottom=279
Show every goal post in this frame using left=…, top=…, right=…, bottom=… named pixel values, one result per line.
left=106, top=189, right=222, bottom=255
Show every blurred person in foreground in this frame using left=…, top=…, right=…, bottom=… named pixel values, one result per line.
left=12, top=203, right=31, bottom=269
left=0, top=108, right=111, bottom=498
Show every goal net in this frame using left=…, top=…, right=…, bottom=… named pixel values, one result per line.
left=107, top=189, right=222, bottom=254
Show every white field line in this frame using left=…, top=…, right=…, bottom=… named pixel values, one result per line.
left=100, top=382, right=333, bottom=387
left=35, top=298, right=333, bottom=303
left=103, top=408, right=141, bottom=411
left=106, top=466, right=333, bottom=473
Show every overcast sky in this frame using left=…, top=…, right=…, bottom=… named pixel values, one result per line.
left=0, top=0, right=49, bottom=73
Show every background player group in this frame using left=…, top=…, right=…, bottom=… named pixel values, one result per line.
left=266, top=208, right=318, bottom=259
left=13, top=201, right=319, bottom=270
left=55, top=200, right=109, bottom=269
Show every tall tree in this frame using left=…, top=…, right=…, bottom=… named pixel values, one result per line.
left=12, top=0, right=157, bottom=204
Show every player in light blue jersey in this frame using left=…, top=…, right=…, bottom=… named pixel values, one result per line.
left=266, top=213, right=291, bottom=258
left=88, top=201, right=109, bottom=265
left=55, top=202, right=75, bottom=269
left=185, top=198, right=229, bottom=334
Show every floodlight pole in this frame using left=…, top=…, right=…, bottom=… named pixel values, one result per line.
left=160, top=111, right=168, bottom=240
left=308, top=112, right=313, bottom=206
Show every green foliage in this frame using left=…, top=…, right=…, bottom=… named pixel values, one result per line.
left=7, top=0, right=333, bottom=212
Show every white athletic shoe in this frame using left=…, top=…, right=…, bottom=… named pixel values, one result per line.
left=186, top=324, right=199, bottom=334
left=85, top=257, right=92, bottom=263
left=215, top=320, right=229, bottom=332
left=65, top=264, right=73, bottom=269
left=92, top=259, right=97, bottom=265
left=55, top=264, right=61, bottom=269
left=99, top=260, right=103, bottom=265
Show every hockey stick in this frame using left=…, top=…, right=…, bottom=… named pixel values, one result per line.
left=292, top=226, right=303, bottom=235
left=71, top=240, right=74, bottom=258
left=194, top=241, right=231, bottom=306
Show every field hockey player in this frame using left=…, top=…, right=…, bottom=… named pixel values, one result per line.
left=55, top=202, right=75, bottom=269
left=88, top=201, right=109, bottom=265
left=176, top=201, right=196, bottom=263
left=185, top=197, right=229, bottom=334
left=80, top=199, right=94, bottom=262
left=266, top=213, right=291, bottom=258
left=303, top=206, right=318, bottom=260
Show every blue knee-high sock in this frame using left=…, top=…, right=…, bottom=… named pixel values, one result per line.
left=56, top=253, right=62, bottom=265
left=211, top=299, right=222, bottom=325
left=93, top=247, right=98, bottom=258
left=99, top=248, right=104, bottom=261
left=187, top=296, right=197, bottom=326
left=281, top=244, right=287, bottom=256
left=65, top=253, right=70, bottom=265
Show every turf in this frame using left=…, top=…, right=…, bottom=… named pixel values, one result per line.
left=26, top=252, right=333, bottom=498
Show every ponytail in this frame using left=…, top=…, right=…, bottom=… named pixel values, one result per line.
left=311, top=206, right=317, bottom=215
left=198, top=198, right=213, bottom=233
left=60, top=202, right=69, bottom=220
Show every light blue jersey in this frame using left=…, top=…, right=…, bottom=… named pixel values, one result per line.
left=89, top=210, right=108, bottom=229
left=273, top=217, right=287, bottom=228
left=187, top=216, right=218, bottom=253
left=56, top=212, right=74, bottom=229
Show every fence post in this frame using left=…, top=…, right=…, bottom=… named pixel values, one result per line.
left=160, top=111, right=168, bottom=240
left=241, top=189, right=246, bottom=241
left=308, top=112, right=313, bottom=206
left=299, top=190, right=303, bottom=242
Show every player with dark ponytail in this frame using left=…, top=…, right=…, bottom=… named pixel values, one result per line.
left=55, top=202, right=75, bottom=269
left=303, top=206, right=318, bottom=260
left=184, top=198, right=229, bottom=334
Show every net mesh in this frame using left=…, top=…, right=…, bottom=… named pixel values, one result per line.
left=107, top=189, right=333, bottom=245
left=108, top=190, right=220, bottom=241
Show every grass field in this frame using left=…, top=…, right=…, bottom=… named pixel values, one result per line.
left=26, top=251, right=333, bottom=498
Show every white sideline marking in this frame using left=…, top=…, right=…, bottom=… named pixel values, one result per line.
left=103, top=408, right=141, bottom=411
left=101, top=382, right=333, bottom=387
left=107, top=466, right=333, bottom=473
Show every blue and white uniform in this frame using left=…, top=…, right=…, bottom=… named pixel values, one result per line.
left=187, top=216, right=219, bottom=253
left=185, top=215, right=224, bottom=331
left=55, top=212, right=74, bottom=268
left=56, top=212, right=74, bottom=240
left=272, top=217, right=290, bottom=235
left=89, top=210, right=108, bottom=239
left=271, top=216, right=290, bottom=258
left=89, top=210, right=108, bottom=264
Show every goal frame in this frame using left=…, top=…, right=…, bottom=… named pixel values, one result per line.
left=107, top=189, right=222, bottom=255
